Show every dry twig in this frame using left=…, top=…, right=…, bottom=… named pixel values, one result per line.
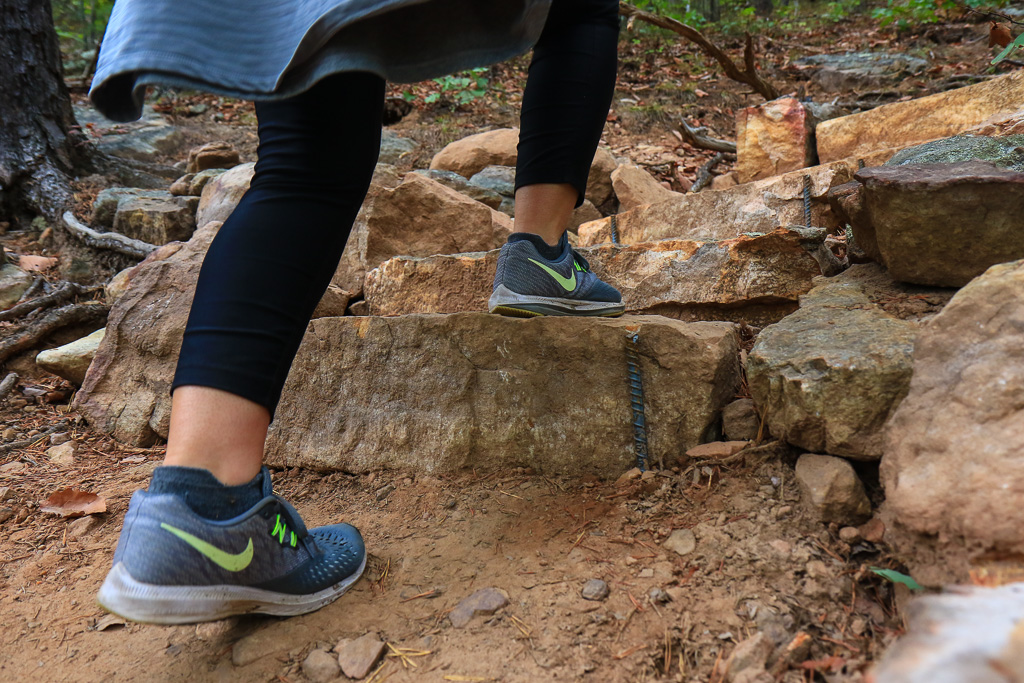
left=619, top=2, right=780, bottom=101
left=678, top=120, right=738, bottom=154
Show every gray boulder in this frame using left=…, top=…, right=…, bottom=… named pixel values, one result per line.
left=74, top=104, right=185, bottom=163
left=378, top=130, right=419, bottom=165
left=747, top=267, right=923, bottom=460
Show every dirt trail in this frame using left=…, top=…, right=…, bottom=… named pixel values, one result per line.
left=0, top=409, right=898, bottom=682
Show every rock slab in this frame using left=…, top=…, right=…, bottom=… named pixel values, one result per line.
left=449, top=588, right=509, bottom=628
left=882, top=259, right=1024, bottom=584
left=429, top=128, right=520, bottom=179
left=263, top=314, right=739, bottom=475
left=854, top=160, right=1024, bottom=287
left=816, top=70, right=1024, bottom=162
left=610, top=164, right=680, bottom=211
left=332, top=173, right=513, bottom=293
left=736, top=97, right=815, bottom=183
left=365, top=228, right=827, bottom=326
left=577, top=160, right=861, bottom=246
left=747, top=273, right=918, bottom=460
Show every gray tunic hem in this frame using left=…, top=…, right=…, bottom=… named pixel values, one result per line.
left=90, top=0, right=551, bottom=122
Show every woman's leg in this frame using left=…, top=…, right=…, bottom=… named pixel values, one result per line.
left=514, top=0, right=620, bottom=245
left=490, top=0, right=622, bottom=317
left=166, top=72, right=386, bottom=485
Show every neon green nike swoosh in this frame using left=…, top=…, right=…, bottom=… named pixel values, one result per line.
left=160, top=523, right=254, bottom=572
left=528, top=258, right=576, bottom=292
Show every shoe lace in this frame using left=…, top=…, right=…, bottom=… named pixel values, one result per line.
left=270, top=513, right=299, bottom=548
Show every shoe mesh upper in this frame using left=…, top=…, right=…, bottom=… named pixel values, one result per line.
left=492, top=234, right=621, bottom=304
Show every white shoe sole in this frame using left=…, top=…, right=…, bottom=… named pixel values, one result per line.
left=488, top=284, right=625, bottom=317
left=96, top=555, right=367, bottom=625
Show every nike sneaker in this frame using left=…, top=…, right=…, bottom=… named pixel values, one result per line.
left=489, top=232, right=625, bottom=317
left=97, top=468, right=366, bottom=624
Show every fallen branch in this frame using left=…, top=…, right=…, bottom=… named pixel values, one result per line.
left=0, top=281, right=99, bottom=323
left=0, top=372, right=17, bottom=402
left=619, top=1, right=780, bottom=101
left=690, top=152, right=735, bottom=193
left=0, top=302, right=109, bottom=365
left=62, top=211, right=157, bottom=260
left=678, top=120, right=737, bottom=154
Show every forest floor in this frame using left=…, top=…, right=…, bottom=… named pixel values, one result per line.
left=1, top=9, right=1018, bottom=682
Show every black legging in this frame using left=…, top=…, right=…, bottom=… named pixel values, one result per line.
left=172, top=0, right=620, bottom=414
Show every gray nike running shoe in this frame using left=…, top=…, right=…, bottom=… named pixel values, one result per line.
left=97, top=467, right=366, bottom=624
left=489, top=233, right=625, bottom=317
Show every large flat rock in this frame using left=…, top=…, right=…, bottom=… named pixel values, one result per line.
left=855, top=160, right=1024, bottom=287
left=576, top=159, right=863, bottom=246
left=816, top=70, right=1024, bottom=163
left=265, top=314, right=740, bottom=475
left=365, top=228, right=830, bottom=325
left=881, top=259, right=1024, bottom=584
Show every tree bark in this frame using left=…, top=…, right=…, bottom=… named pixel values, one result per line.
left=0, top=0, right=92, bottom=227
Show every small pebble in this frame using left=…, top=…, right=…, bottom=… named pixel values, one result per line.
left=49, top=432, right=71, bottom=446
left=581, top=579, right=610, bottom=601
left=302, top=649, right=340, bottom=683
left=649, top=587, right=671, bottom=604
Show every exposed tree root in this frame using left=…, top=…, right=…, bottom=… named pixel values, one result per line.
left=619, top=2, right=780, bottom=101
left=691, top=152, right=736, bottom=193
left=62, top=211, right=157, bottom=261
left=0, top=281, right=101, bottom=323
left=0, top=302, right=108, bottom=365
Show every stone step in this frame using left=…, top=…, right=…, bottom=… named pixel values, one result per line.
left=816, top=70, right=1024, bottom=163
left=576, top=158, right=872, bottom=247
left=264, top=313, right=740, bottom=475
left=74, top=218, right=741, bottom=476
left=364, top=228, right=836, bottom=326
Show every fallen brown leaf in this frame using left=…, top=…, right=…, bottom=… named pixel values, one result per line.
left=18, top=254, right=58, bottom=272
left=990, top=22, right=1013, bottom=48
left=40, top=488, right=107, bottom=517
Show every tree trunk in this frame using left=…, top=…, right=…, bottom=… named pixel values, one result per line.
left=0, top=0, right=91, bottom=228
left=691, top=0, right=721, bottom=23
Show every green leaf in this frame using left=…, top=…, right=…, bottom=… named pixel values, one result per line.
left=992, top=33, right=1024, bottom=65
left=424, top=93, right=440, bottom=104
left=870, top=567, right=925, bottom=592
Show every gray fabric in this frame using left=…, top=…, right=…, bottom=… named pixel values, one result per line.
left=90, top=0, right=552, bottom=122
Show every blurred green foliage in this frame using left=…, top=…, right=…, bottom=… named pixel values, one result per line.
left=51, top=0, right=113, bottom=70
